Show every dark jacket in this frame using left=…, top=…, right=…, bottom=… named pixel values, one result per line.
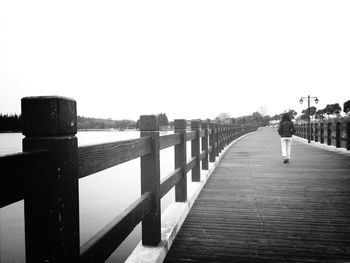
left=278, top=120, right=296, bottom=137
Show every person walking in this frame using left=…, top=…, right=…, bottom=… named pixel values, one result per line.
left=278, top=113, right=296, bottom=163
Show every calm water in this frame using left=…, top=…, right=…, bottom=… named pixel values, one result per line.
left=0, top=131, right=189, bottom=262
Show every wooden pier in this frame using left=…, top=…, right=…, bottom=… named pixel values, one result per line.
left=164, top=127, right=350, bottom=262
left=1, top=96, right=350, bottom=262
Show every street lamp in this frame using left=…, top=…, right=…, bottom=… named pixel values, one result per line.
left=299, top=95, right=319, bottom=143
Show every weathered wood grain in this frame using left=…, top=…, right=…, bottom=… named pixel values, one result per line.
left=185, top=157, right=197, bottom=174
left=186, top=131, right=197, bottom=142
left=78, top=137, right=151, bottom=178
left=160, top=168, right=182, bottom=198
left=80, top=192, right=152, bottom=262
left=160, top=133, right=181, bottom=150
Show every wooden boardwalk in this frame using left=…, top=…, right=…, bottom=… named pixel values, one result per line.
left=164, top=127, right=350, bottom=263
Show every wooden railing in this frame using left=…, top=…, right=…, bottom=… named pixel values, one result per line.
left=0, top=96, right=258, bottom=262
left=295, top=120, right=350, bottom=150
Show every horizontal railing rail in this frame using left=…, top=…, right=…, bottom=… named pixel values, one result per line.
left=0, top=150, right=49, bottom=208
left=78, top=137, right=152, bottom=178
left=0, top=96, right=259, bottom=262
left=295, top=120, right=350, bottom=150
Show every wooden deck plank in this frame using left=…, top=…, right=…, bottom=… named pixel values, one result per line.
left=164, top=127, right=350, bottom=262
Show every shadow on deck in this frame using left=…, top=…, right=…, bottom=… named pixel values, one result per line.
left=164, top=127, right=350, bottom=262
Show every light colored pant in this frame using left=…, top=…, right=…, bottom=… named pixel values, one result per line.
left=281, top=137, right=292, bottom=159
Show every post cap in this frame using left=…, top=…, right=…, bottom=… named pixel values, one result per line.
left=21, top=96, right=77, bottom=136
left=174, top=119, right=187, bottom=130
left=140, top=115, right=159, bottom=131
left=191, top=120, right=201, bottom=129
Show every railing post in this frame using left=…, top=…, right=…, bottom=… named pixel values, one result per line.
left=320, top=122, right=324, bottom=144
left=315, top=122, right=319, bottom=142
left=310, top=123, right=314, bottom=141
left=327, top=122, right=332, bottom=145
left=295, top=123, right=300, bottom=137
left=301, top=124, right=304, bottom=138
left=336, top=121, right=341, bottom=148
left=201, top=121, right=209, bottom=170
left=218, top=124, right=222, bottom=153
left=140, top=115, right=161, bottom=245
left=191, top=120, right=201, bottom=182
left=346, top=121, right=350, bottom=150
left=175, top=119, right=187, bottom=202
left=21, top=96, right=79, bottom=262
left=209, top=122, right=216, bottom=162
left=215, top=124, right=220, bottom=156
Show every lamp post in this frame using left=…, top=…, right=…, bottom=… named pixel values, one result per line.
left=299, top=95, right=319, bottom=143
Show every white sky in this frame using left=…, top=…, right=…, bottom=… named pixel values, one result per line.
left=1, top=1, right=349, bottom=121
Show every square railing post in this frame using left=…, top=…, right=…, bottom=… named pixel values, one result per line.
left=201, top=121, right=209, bottom=170
left=327, top=122, right=332, bottom=145
left=21, top=96, right=80, bottom=262
left=336, top=122, right=341, bottom=148
left=215, top=124, right=220, bottom=156
left=209, top=123, right=216, bottom=162
left=346, top=121, right=350, bottom=150
left=175, top=119, right=187, bottom=202
left=310, top=123, right=314, bottom=141
left=320, top=122, right=324, bottom=144
left=304, top=123, right=307, bottom=139
left=191, top=120, right=201, bottom=182
left=140, top=115, right=161, bottom=245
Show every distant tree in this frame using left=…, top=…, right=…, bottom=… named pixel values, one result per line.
left=252, top=112, right=263, bottom=123
left=77, top=116, right=136, bottom=130
left=301, top=106, right=316, bottom=120
left=324, top=103, right=342, bottom=116
left=0, top=114, right=22, bottom=131
left=343, top=100, right=350, bottom=114
left=271, top=114, right=280, bottom=121
left=158, top=113, right=169, bottom=126
left=315, top=109, right=325, bottom=120
left=262, top=115, right=270, bottom=126
left=216, top=112, right=231, bottom=123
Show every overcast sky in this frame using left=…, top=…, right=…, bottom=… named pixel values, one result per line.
left=1, top=1, right=349, bottom=121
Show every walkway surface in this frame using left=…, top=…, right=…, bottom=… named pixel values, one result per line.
left=164, top=127, right=350, bottom=262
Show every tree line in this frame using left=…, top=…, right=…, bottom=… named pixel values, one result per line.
left=270, top=99, right=350, bottom=123
left=214, top=111, right=270, bottom=127
left=2, top=100, right=348, bottom=132
left=0, top=114, right=22, bottom=132
left=0, top=113, right=170, bottom=132
left=77, top=116, right=136, bottom=130
left=300, top=100, right=350, bottom=121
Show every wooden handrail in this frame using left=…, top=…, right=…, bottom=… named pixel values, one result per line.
left=80, top=192, right=152, bottom=262
left=78, top=137, right=152, bottom=179
left=159, top=133, right=181, bottom=150
left=0, top=150, right=49, bottom=208
left=160, top=168, right=182, bottom=198
left=0, top=96, right=259, bottom=262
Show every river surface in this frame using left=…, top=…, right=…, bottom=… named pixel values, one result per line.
left=0, top=131, right=191, bottom=262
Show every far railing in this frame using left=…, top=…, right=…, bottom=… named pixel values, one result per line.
left=295, top=120, right=350, bottom=150
left=0, top=96, right=258, bottom=262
